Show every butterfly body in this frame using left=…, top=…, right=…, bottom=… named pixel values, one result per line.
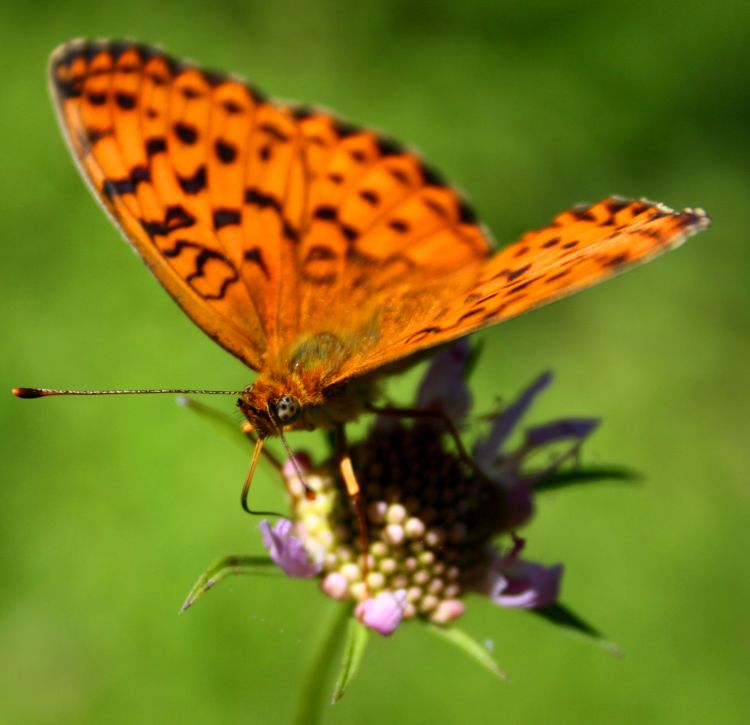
left=238, top=351, right=382, bottom=437
left=46, top=39, right=710, bottom=446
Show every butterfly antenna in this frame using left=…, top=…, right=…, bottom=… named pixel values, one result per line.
left=12, top=387, right=243, bottom=398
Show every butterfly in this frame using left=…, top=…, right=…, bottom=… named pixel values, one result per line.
left=21, top=39, right=710, bottom=505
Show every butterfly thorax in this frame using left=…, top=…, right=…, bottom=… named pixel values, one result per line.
left=238, top=365, right=380, bottom=439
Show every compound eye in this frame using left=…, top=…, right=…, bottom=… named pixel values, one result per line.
left=274, top=394, right=301, bottom=424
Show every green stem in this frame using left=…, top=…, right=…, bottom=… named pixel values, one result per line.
left=292, top=604, right=351, bottom=725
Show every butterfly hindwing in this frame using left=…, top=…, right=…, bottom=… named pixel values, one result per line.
left=325, top=196, right=710, bottom=384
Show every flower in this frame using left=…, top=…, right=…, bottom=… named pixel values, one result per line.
left=259, top=518, right=321, bottom=578
left=476, top=535, right=563, bottom=609
left=259, top=340, right=602, bottom=637
left=354, top=590, right=408, bottom=636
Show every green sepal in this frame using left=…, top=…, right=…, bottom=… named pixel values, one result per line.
left=426, top=623, right=507, bottom=680
left=331, top=617, right=370, bottom=704
left=529, top=602, right=621, bottom=654
left=180, top=555, right=279, bottom=613
left=534, top=465, right=641, bottom=493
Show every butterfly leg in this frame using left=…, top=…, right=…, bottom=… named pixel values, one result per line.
left=335, top=425, right=371, bottom=593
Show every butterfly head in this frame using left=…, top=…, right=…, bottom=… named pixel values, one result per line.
left=238, top=380, right=305, bottom=438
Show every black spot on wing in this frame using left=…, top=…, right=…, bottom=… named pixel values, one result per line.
left=102, top=165, right=151, bottom=198
left=314, top=206, right=338, bottom=221
left=376, top=136, right=403, bottom=156
left=604, top=253, right=630, bottom=269
left=423, top=197, right=449, bottom=219
left=173, top=122, right=198, bottom=144
left=142, top=205, right=196, bottom=236
left=243, top=247, right=270, bottom=278
left=457, top=307, right=485, bottom=324
left=245, top=187, right=282, bottom=212
left=507, top=264, right=531, bottom=282
left=162, top=238, right=240, bottom=301
left=388, top=219, right=410, bottom=233
left=546, top=268, right=571, bottom=284
left=146, top=137, right=167, bottom=156
left=341, top=224, right=358, bottom=242
left=177, top=165, right=207, bottom=194
left=572, top=207, right=597, bottom=222
left=213, top=208, right=241, bottom=229
left=115, top=92, right=136, bottom=110
left=359, top=190, right=379, bottom=206
left=215, top=139, right=237, bottom=163
left=86, top=91, right=107, bottom=106
left=259, top=122, right=290, bottom=142
left=333, top=118, right=361, bottom=138
left=457, top=200, right=477, bottom=224
left=305, top=245, right=336, bottom=262
left=221, top=100, right=244, bottom=115
left=405, top=327, right=442, bottom=344
left=180, top=86, right=203, bottom=100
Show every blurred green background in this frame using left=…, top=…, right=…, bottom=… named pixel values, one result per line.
left=2, top=0, right=748, bottom=722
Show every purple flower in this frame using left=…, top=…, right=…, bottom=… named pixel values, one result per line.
left=476, top=537, right=562, bottom=609
left=473, top=372, right=553, bottom=469
left=416, top=338, right=473, bottom=424
left=258, top=340, right=604, bottom=634
left=355, top=590, right=407, bottom=636
left=259, top=519, right=321, bottom=579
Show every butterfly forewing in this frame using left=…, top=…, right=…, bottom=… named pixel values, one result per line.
left=49, top=40, right=494, bottom=377
left=51, top=41, right=271, bottom=369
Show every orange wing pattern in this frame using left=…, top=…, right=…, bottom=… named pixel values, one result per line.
left=49, top=40, right=490, bottom=370
left=50, top=39, right=710, bottom=391
left=325, top=196, right=709, bottom=383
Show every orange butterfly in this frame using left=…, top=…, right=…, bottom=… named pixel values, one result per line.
left=19, top=39, right=709, bottom=506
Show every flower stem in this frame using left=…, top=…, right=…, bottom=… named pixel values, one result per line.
left=292, top=603, right=351, bottom=725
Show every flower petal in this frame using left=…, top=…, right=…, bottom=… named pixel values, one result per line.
left=416, top=339, right=472, bottom=425
left=473, top=371, right=553, bottom=469
left=355, top=590, right=407, bottom=636
left=488, top=559, right=563, bottom=609
left=321, top=572, right=350, bottom=600
left=479, top=550, right=563, bottom=609
left=525, top=418, right=600, bottom=447
left=495, top=482, right=535, bottom=532
left=259, top=519, right=321, bottom=579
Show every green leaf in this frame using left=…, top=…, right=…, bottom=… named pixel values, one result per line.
left=426, top=623, right=507, bottom=680
left=331, top=617, right=370, bottom=704
left=534, top=465, right=641, bottom=493
left=180, top=555, right=279, bottom=613
left=529, top=602, right=621, bottom=655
